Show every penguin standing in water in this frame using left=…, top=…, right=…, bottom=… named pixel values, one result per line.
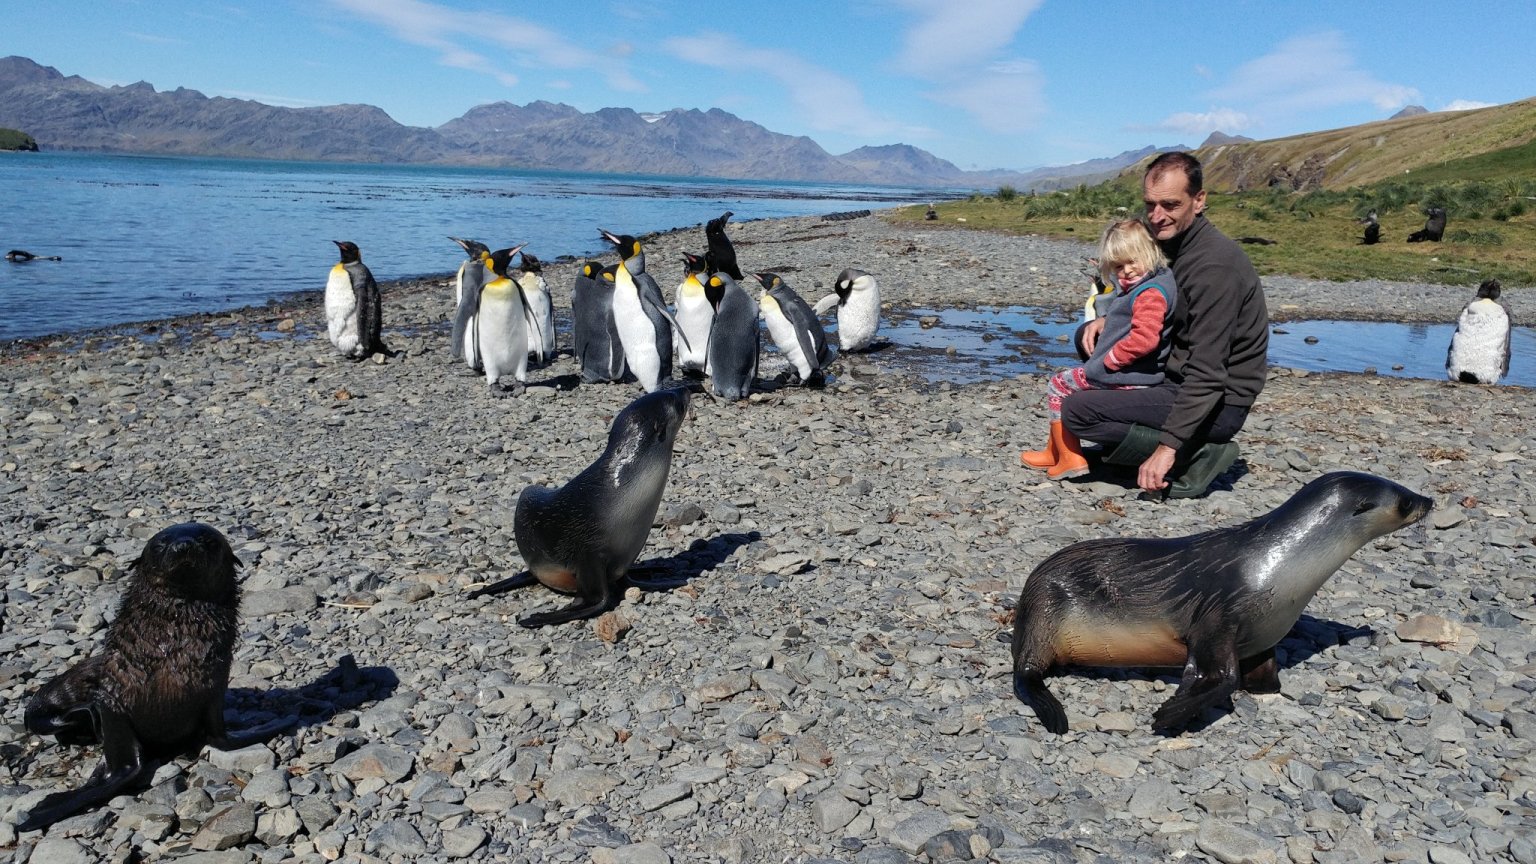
left=1359, top=211, right=1380, bottom=245
left=674, top=252, right=714, bottom=376
left=705, top=272, right=759, bottom=401
left=517, top=251, right=554, bottom=364
left=449, top=237, right=490, bottom=362
left=598, top=230, right=690, bottom=393
left=755, top=272, right=828, bottom=386
left=1447, top=279, right=1513, bottom=385
left=572, top=261, right=626, bottom=383
left=704, top=211, right=744, bottom=279
left=812, top=268, right=880, bottom=352
left=472, top=244, right=535, bottom=395
left=325, top=240, right=389, bottom=359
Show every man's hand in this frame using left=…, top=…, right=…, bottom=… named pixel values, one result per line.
left=1139, top=445, right=1177, bottom=494
left=1080, top=318, right=1106, bottom=355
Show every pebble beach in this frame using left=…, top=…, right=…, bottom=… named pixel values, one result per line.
left=2, top=213, right=1534, bottom=864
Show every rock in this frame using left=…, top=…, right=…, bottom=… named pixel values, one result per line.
left=888, top=809, right=952, bottom=854
left=1196, top=819, right=1278, bottom=864
left=542, top=768, right=619, bottom=806
left=1397, top=615, right=1463, bottom=644
left=333, top=743, right=414, bottom=782
left=190, top=803, right=257, bottom=851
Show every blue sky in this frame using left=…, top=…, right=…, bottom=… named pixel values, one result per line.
left=4, top=1, right=1529, bottom=172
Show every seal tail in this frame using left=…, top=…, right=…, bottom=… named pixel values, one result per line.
left=1012, top=669, right=1068, bottom=735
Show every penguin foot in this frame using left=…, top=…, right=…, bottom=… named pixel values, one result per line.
left=493, top=382, right=526, bottom=398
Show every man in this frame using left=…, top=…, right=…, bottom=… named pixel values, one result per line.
left=1061, top=152, right=1268, bottom=498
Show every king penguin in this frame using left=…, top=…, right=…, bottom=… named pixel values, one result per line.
left=517, top=251, right=554, bottom=364
left=325, top=240, right=389, bottom=360
left=598, top=229, right=690, bottom=393
left=704, top=211, right=744, bottom=279
left=755, top=272, right=828, bottom=386
left=449, top=237, right=490, bottom=362
left=572, top=261, right=626, bottom=383
left=675, top=252, right=713, bottom=376
left=705, top=272, right=759, bottom=401
left=472, top=244, right=535, bottom=395
left=812, top=268, right=880, bottom=353
left=1446, top=279, right=1512, bottom=385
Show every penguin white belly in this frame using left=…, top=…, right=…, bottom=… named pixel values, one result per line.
left=613, top=283, right=661, bottom=391
left=522, top=277, right=553, bottom=359
left=1447, top=301, right=1509, bottom=384
left=478, top=285, right=528, bottom=387
left=763, top=305, right=812, bottom=379
left=325, top=265, right=361, bottom=356
left=676, top=294, right=713, bottom=371
left=838, top=295, right=880, bottom=352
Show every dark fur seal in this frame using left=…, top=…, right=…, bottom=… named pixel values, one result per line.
left=19, top=523, right=250, bottom=830
left=1407, top=207, right=1446, bottom=242
left=704, top=211, right=743, bottom=280
left=1010, top=472, right=1432, bottom=734
left=468, top=388, right=689, bottom=627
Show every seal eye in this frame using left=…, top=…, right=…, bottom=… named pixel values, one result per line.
left=1353, top=501, right=1377, bottom=515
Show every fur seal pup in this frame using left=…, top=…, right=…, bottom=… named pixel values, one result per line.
left=1446, top=278, right=1512, bottom=385
left=1407, top=207, right=1446, bottom=242
left=1010, top=472, right=1432, bottom=735
left=704, top=210, right=744, bottom=280
left=468, top=388, right=690, bottom=627
left=18, top=523, right=259, bottom=830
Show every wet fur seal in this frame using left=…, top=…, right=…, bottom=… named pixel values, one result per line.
left=1010, top=472, right=1432, bottom=734
left=468, top=388, right=689, bottom=627
left=18, top=523, right=269, bottom=830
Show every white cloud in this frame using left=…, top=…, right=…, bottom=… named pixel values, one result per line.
left=659, top=32, right=920, bottom=139
left=887, top=0, right=1047, bottom=134
left=892, top=0, right=1044, bottom=76
left=1440, top=99, right=1496, bottom=112
left=326, top=0, right=642, bottom=94
left=1207, top=31, right=1420, bottom=116
left=1149, top=109, right=1253, bottom=139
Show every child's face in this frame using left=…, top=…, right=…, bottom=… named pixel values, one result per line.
left=1111, top=260, right=1145, bottom=287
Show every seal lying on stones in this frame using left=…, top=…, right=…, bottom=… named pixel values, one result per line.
left=19, top=523, right=258, bottom=831
left=1009, top=472, right=1432, bottom=734
left=468, top=388, right=689, bottom=627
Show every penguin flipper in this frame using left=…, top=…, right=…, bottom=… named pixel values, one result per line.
left=644, top=294, right=692, bottom=353
left=466, top=571, right=538, bottom=599
left=812, top=294, right=840, bottom=316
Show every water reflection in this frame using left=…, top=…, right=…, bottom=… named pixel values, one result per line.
left=857, top=306, right=1535, bottom=388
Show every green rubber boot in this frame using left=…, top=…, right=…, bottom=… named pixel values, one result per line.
left=1103, top=424, right=1163, bottom=467
left=1167, top=441, right=1241, bottom=499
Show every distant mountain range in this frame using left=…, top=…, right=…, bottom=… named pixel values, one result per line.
left=0, top=55, right=1172, bottom=190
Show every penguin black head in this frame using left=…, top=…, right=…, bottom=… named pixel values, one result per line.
left=519, top=251, right=543, bottom=273
left=333, top=240, right=362, bottom=264
left=1477, top=279, right=1501, bottom=301
left=487, top=244, right=526, bottom=279
left=449, top=236, right=490, bottom=259
left=682, top=252, right=707, bottom=277
left=599, top=264, right=619, bottom=285
left=599, top=229, right=642, bottom=262
left=754, top=272, right=783, bottom=291
left=705, top=273, right=729, bottom=310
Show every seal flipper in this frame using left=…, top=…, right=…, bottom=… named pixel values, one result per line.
left=16, top=707, right=153, bottom=832
left=1238, top=648, right=1281, bottom=694
left=1013, top=670, right=1068, bottom=735
left=466, top=571, right=539, bottom=599
left=1151, top=632, right=1240, bottom=733
left=517, top=553, right=618, bottom=628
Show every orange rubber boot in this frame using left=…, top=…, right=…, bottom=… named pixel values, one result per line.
left=1020, top=425, right=1057, bottom=469
left=1047, top=422, right=1089, bottom=479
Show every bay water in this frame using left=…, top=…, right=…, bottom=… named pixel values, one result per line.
left=0, top=152, right=942, bottom=342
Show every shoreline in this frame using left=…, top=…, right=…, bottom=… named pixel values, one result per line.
left=1, top=213, right=1533, bottom=861
left=7, top=211, right=1532, bottom=360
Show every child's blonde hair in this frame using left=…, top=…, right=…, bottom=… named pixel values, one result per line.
left=1097, top=219, right=1167, bottom=282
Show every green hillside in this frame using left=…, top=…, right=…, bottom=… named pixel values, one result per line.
left=0, top=127, right=37, bottom=150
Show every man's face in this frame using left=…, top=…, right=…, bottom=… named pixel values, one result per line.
left=1143, top=169, right=1206, bottom=242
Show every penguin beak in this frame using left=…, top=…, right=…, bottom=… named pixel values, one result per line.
left=332, top=240, right=345, bottom=250
left=598, top=229, right=621, bottom=247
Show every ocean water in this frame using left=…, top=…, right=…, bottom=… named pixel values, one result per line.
left=0, top=152, right=944, bottom=342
